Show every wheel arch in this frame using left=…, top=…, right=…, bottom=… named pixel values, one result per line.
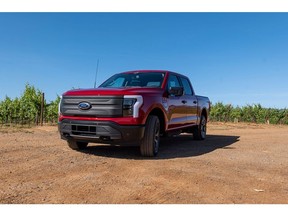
left=201, top=108, right=208, bottom=120
left=146, top=107, right=166, bottom=135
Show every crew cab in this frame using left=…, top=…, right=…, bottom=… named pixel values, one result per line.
left=58, top=70, right=210, bottom=157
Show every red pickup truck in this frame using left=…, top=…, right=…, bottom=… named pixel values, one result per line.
left=58, top=70, right=210, bottom=157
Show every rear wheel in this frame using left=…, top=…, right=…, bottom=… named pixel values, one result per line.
left=67, top=140, right=88, bottom=150
left=193, top=115, right=207, bottom=140
left=140, top=115, right=160, bottom=157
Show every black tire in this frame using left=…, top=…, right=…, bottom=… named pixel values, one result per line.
left=140, top=115, right=160, bottom=157
left=193, top=115, right=207, bottom=140
left=67, top=140, right=88, bottom=150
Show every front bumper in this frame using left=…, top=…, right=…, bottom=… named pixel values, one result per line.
left=58, top=119, right=145, bottom=145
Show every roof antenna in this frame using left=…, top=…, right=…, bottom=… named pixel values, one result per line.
left=94, top=59, right=99, bottom=88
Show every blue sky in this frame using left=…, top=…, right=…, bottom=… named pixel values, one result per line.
left=0, top=13, right=288, bottom=108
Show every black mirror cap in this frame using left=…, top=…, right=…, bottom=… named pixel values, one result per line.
left=168, top=87, right=184, bottom=96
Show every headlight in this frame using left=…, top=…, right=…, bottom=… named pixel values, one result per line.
left=123, top=95, right=143, bottom=118
left=123, top=98, right=137, bottom=116
left=58, top=96, right=62, bottom=116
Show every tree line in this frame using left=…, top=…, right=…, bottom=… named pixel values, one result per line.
left=210, top=102, right=288, bottom=125
left=0, top=84, right=60, bottom=125
left=1, top=84, right=288, bottom=126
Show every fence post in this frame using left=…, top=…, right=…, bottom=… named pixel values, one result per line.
left=40, top=93, right=45, bottom=126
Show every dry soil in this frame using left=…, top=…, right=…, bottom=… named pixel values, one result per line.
left=0, top=122, right=287, bottom=204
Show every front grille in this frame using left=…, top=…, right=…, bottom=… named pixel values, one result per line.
left=61, top=96, right=123, bottom=117
left=71, top=125, right=97, bottom=136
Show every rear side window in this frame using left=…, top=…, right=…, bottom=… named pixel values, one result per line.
left=180, top=77, right=193, bottom=95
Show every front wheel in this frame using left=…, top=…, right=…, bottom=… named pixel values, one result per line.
left=67, top=140, right=88, bottom=150
left=140, top=115, right=160, bottom=157
left=193, top=115, right=207, bottom=140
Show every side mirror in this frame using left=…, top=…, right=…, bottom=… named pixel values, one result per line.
left=168, top=87, right=184, bottom=96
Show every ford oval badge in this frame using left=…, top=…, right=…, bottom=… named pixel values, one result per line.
left=78, top=102, right=92, bottom=110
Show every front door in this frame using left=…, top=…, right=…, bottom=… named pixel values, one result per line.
left=166, top=74, right=187, bottom=129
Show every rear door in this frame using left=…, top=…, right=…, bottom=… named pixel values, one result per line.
left=179, top=76, right=198, bottom=125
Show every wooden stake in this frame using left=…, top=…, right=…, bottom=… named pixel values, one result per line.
left=40, top=93, right=45, bottom=126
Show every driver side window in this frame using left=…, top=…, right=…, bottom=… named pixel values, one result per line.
left=167, top=74, right=181, bottom=89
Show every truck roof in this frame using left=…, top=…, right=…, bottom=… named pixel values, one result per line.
left=121, top=70, right=170, bottom=74
left=120, top=70, right=189, bottom=79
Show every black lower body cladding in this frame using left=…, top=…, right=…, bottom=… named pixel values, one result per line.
left=58, top=119, right=145, bottom=145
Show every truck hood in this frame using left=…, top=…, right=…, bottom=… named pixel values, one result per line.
left=63, top=87, right=164, bottom=96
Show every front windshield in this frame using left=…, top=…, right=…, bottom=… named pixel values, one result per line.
left=99, top=72, right=166, bottom=88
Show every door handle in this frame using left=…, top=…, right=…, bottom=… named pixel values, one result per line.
left=181, top=100, right=187, bottom=104
left=193, top=100, right=197, bottom=104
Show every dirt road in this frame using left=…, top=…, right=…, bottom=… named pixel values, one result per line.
left=0, top=122, right=287, bottom=204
